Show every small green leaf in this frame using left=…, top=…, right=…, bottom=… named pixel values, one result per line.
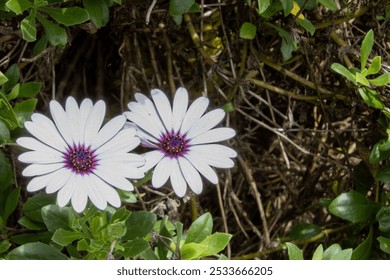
left=289, top=223, right=322, bottom=240
left=330, top=248, right=352, bottom=260
left=41, top=205, right=73, bottom=232
left=83, top=0, right=109, bottom=28
left=2, top=187, right=20, bottom=225
left=377, top=236, right=390, bottom=254
left=6, top=242, right=68, bottom=260
left=267, top=23, right=297, bottom=61
left=369, top=140, right=390, bottom=164
left=351, top=227, right=373, bottom=259
left=185, top=212, right=213, bottom=244
left=198, top=232, right=232, bottom=258
left=376, top=206, right=390, bottom=233
left=375, top=165, right=390, bottom=184
left=18, top=82, right=42, bottom=98
left=3, top=64, right=20, bottom=93
left=331, top=63, right=356, bottom=83
left=169, top=0, right=195, bottom=16
left=0, top=71, right=8, bottom=85
left=328, top=191, right=379, bottom=223
left=21, top=9, right=37, bottom=42
left=257, top=0, right=271, bottom=14
left=14, top=98, right=37, bottom=127
left=322, top=243, right=342, bottom=259
left=281, top=0, right=293, bottom=16
left=295, top=18, right=315, bottom=36
left=366, top=56, right=381, bottom=76
left=239, top=22, right=257, bottom=40
left=360, top=30, right=374, bottom=70
left=0, top=120, right=10, bottom=143
left=121, top=239, right=150, bottom=258
left=5, top=0, right=33, bottom=15
left=181, top=242, right=208, bottom=260
left=22, top=193, right=56, bottom=223
left=358, top=87, right=384, bottom=109
left=7, top=83, right=20, bottom=100
left=39, top=7, right=89, bottom=26
left=32, top=35, right=48, bottom=56
left=52, top=229, right=84, bottom=246
left=0, top=150, right=13, bottom=188
left=11, top=231, right=52, bottom=244
left=285, top=242, right=304, bottom=260
left=36, top=13, right=67, bottom=46
left=0, top=240, right=11, bottom=254
left=124, top=211, right=157, bottom=240
left=355, top=72, right=370, bottom=86
left=312, top=244, right=324, bottom=260
left=318, top=0, right=338, bottom=10
left=369, top=72, right=390, bottom=86
left=17, top=216, right=46, bottom=230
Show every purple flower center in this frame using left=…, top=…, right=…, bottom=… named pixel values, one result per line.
left=64, top=144, right=97, bottom=174
left=159, top=132, right=189, bottom=158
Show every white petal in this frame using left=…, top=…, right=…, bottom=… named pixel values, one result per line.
left=26, top=174, right=52, bottom=192
left=50, top=100, right=73, bottom=145
left=95, top=129, right=140, bottom=156
left=125, top=122, right=159, bottom=144
left=17, top=137, right=62, bottom=153
left=186, top=109, right=225, bottom=139
left=91, top=115, right=126, bottom=149
left=189, top=145, right=236, bottom=168
left=18, top=150, right=64, bottom=164
left=189, top=127, right=236, bottom=145
left=22, top=163, right=64, bottom=177
left=85, top=174, right=107, bottom=210
left=170, top=159, right=187, bottom=197
left=184, top=153, right=218, bottom=184
left=99, top=153, right=145, bottom=167
left=178, top=157, right=203, bottom=194
left=83, top=100, right=106, bottom=146
left=57, top=173, right=76, bottom=207
left=65, top=97, right=81, bottom=145
left=180, top=96, right=209, bottom=135
left=93, top=167, right=136, bottom=191
left=151, top=89, right=173, bottom=132
left=172, top=88, right=188, bottom=133
left=140, top=150, right=165, bottom=172
left=89, top=174, right=121, bottom=208
left=71, top=176, right=88, bottom=213
left=77, top=98, right=93, bottom=144
left=152, top=156, right=172, bottom=188
left=124, top=111, right=162, bottom=140
left=46, top=168, right=72, bottom=194
left=26, top=114, right=67, bottom=151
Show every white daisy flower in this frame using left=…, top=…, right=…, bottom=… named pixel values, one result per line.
left=124, top=87, right=237, bottom=197
left=17, top=97, right=145, bottom=213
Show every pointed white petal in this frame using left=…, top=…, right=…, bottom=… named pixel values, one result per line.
left=125, top=122, right=159, bottom=144
left=151, top=89, right=173, bottom=132
left=17, top=137, right=62, bottom=153
left=172, top=88, right=188, bottom=132
left=46, top=168, right=72, bottom=193
left=99, top=153, right=145, bottom=167
left=83, top=100, right=106, bottom=146
left=184, top=153, right=218, bottom=184
left=170, top=159, right=187, bottom=197
left=89, top=174, right=121, bottom=208
left=91, top=115, right=126, bottom=149
left=124, top=111, right=162, bottom=140
left=95, top=129, right=139, bottom=156
left=178, top=157, right=203, bottom=194
left=189, top=144, right=236, bottom=168
left=22, top=163, right=64, bottom=177
left=189, top=127, right=236, bottom=145
left=180, top=96, right=209, bottom=135
left=77, top=98, right=93, bottom=144
left=139, top=150, right=165, bottom=172
left=65, top=97, right=81, bottom=145
left=85, top=174, right=107, bottom=210
left=18, top=150, right=64, bottom=164
left=50, top=100, right=73, bottom=145
left=71, top=176, right=88, bottom=213
left=152, top=156, right=172, bottom=188
left=26, top=174, right=52, bottom=192
left=93, top=167, right=135, bottom=191
left=57, top=173, right=76, bottom=207
left=186, top=109, right=225, bottom=139
left=26, top=114, right=68, bottom=151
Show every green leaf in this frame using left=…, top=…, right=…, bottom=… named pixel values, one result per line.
left=32, top=35, right=48, bottom=56
left=22, top=193, right=56, bottom=223
left=124, top=211, right=157, bottom=240
left=239, top=22, right=257, bottom=40
left=330, top=248, right=352, bottom=260
left=121, top=239, right=150, bottom=258
left=169, top=0, right=195, bottom=16
left=358, top=87, right=384, bottom=109
left=11, top=231, right=52, bottom=244
left=369, top=72, right=390, bottom=86
left=52, top=229, right=84, bottom=246
left=21, top=9, right=37, bottom=42
left=7, top=83, right=20, bottom=100
left=0, top=239, right=11, bottom=254
left=312, top=244, right=324, bottom=260
left=18, top=81, right=42, bottom=98
left=0, top=120, right=10, bottom=143
left=2, top=187, right=20, bottom=225
left=318, top=0, right=338, bottom=10
left=289, top=223, right=321, bottom=240
left=36, top=13, right=67, bottom=46
left=185, top=212, right=213, bottom=244
left=181, top=242, right=208, bottom=260
left=328, top=191, right=379, bottom=223
left=257, top=0, right=270, bottom=14
left=39, top=6, right=89, bottom=26
left=0, top=71, right=8, bottom=85
left=6, top=242, right=68, bottom=260
left=0, top=150, right=13, bottom=188
left=83, top=0, right=109, bottom=28
left=366, top=56, right=381, bottom=76
left=281, top=0, right=293, bottom=16
left=375, top=165, right=390, bottom=184
left=285, top=242, right=304, bottom=260
left=295, top=18, right=315, bottom=36
left=351, top=227, right=373, bottom=259
left=5, top=0, right=33, bottom=15
left=14, top=98, right=37, bottom=126
left=376, top=206, right=390, bottom=233
left=360, top=30, right=374, bottom=70
left=198, top=232, right=232, bottom=258
left=369, top=141, right=390, bottom=164
left=3, top=64, right=20, bottom=93
left=17, top=216, right=46, bottom=230
left=322, top=243, right=342, bottom=259
left=377, top=236, right=390, bottom=254
left=0, top=91, right=19, bottom=130
left=331, top=63, right=356, bottom=83
left=266, top=23, right=297, bottom=61
left=41, top=205, right=73, bottom=232
left=355, top=72, right=370, bottom=86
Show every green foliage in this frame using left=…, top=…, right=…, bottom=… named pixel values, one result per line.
left=169, top=0, right=200, bottom=25
left=239, top=22, right=257, bottom=40
left=286, top=243, right=352, bottom=260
